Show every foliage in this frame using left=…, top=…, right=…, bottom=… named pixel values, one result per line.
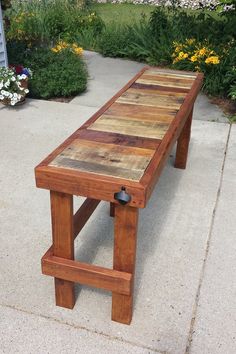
left=0, top=66, right=30, bottom=105
left=5, top=0, right=104, bottom=47
left=1, top=0, right=11, bottom=10
left=8, top=47, right=87, bottom=99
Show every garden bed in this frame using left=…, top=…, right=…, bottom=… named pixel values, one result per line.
left=2, top=0, right=236, bottom=106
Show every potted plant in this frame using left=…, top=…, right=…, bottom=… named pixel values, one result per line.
left=0, top=65, right=31, bottom=106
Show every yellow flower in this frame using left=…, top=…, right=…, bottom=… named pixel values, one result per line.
left=51, top=48, right=58, bottom=53
left=190, top=55, right=198, bottom=62
left=198, top=48, right=207, bottom=56
left=73, top=47, right=83, bottom=56
left=205, top=56, right=220, bottom=65
left=178, top=51, right=188, bottom=60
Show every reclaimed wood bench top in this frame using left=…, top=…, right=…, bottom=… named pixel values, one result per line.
left=35, top=67, right=203, bottom=208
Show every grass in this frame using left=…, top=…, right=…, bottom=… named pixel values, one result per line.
left=90, top=3, right=221, bottom=26
left=90, top=3, right=155, bottom=25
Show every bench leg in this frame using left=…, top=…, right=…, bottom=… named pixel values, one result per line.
left=112, top=205, right=139, bottom=324
left=175, top=108, right=193, bottom=169
left=110, top=202, right=115, bottom=217
left=50, top=191, right=75, bottom=309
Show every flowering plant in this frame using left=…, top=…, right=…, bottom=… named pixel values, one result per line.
left=172, top=39, right=221, bottom=70
left=0, top=66, right=31, bottom=106
left=51, top=41, right=83, bottom=56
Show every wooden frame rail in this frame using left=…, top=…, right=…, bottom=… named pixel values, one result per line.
left=42, top=247, right=132, bottom=296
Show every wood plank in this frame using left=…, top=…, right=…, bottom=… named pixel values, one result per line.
left=35, top=165, right=146, bottom=208
left=144, top=68, right=198, bottom=79
left=140, top=73, right=204, bottom=204
left=131, top=82, right=189, bottom=94
left=127, top=87, right=187, bottom=98
left=136, top=74, right=194, bottom=89
left=50, top=191, right=75, bottom=309
left=42, top=248, right=132, bottom=296
left=35, top=66, right=149, bottom=169
left=77, top=129, right=161, bottom=150
left=105, top=102, right=177, bottom=120
left=175, top=108, right=193, bottom=169
left=90, top=116, right=170, bottom=140
left=117, top=91, right=183, bottom=109
left=112, top=205, right=138, bottom=324
left=50, top=157, right=147, bottom=181
left=70, top=138, right=155, bottom=157
left=73, top=198, right=100, bottom=239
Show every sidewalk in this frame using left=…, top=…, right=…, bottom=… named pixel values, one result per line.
left=0, top=52, right=235, bottom=354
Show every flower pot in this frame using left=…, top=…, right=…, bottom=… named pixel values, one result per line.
left=1, top=79, right=28, bottom=106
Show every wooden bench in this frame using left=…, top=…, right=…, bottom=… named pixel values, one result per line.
left=35, top=67, right=203, bottom=324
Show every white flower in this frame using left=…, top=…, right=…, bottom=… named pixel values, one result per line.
left=11, top=76, right=16, bottom=82
left=19, top=74, right=27, bottom=80
left=0, top=81, right=3, bottom=89
left=0, top=95, right=4, bottom=100
left=4, top=80, right=10, bottom=88
left=24, top=89, right=29, bottom=94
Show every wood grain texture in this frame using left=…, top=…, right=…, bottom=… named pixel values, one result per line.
left=89, top=115, right=170, bottom=140
left=110, top=202, right=115, bottom=217
left=73, top=198, right=100, bottom=238
left=42, top=247, right=132, bottom=296
left=116, top=90, right=184, bottom=109
left=112, top=205, right=139, bottom=324
left=174, top=108, right=193, bottom=169
left=35, top=67, right=204, bottom=208
left=50, top=191, right=75, bottom=309
left=140, top=72, right=204, bottom=205
left=50, top=139, right=155, bottom=182
left=77, top=129, right=161, bottom=150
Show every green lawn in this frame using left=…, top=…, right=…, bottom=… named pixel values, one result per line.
left=90, top=3, right=155, bottom=25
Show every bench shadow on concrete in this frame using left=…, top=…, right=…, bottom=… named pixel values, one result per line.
left=73, top=144, right=187, bottom=306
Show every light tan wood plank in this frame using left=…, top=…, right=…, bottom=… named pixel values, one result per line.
left=116, top=91, right=183, bottom=109
left=89, top=116, right=170, bottom=139
left=105, top=102, right=176, bottom=123
left=50, top=157, right=147, bottom=181
left=51, top=141, right=153, bottom=172
left=127, top=87, right=186, bottom=99
left=136, top=78, right=192, bottom=89
left=144, top=69, right=197, bottom=79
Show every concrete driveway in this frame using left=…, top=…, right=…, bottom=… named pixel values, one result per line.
left=0, top=52, right=235, bottom=354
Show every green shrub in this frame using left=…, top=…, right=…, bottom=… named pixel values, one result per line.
left=98, top=23, right=133, bottom=58
left=9, top=47, right=88, bottom=99
left=5, top=0, right=104, bottom=46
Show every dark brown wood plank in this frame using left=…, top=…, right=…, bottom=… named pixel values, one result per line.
left=112, top=205, right=139, bottom=324
left=77, top=129, right=161, bottom=150
left=42, top=247, right=132, bottom=296
left=50, top=191, right=75, bottom=309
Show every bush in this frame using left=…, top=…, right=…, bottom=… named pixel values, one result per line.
left=5, top=0, right=104, bottom=46
left=8, top=46, right=88, bottom=99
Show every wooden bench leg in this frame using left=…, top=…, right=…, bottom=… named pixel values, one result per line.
left=175, top=108, right=193, bottom=169
left=50, top=191, right=75, bottom=309
left=110, top=202, right=115, bottom=217
left=112, top=205, right=139, bottom=324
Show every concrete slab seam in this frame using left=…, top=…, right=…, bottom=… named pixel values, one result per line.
left=184, top=124, right=232, bottom=354
left=0, top=303, right=168, bottom=354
